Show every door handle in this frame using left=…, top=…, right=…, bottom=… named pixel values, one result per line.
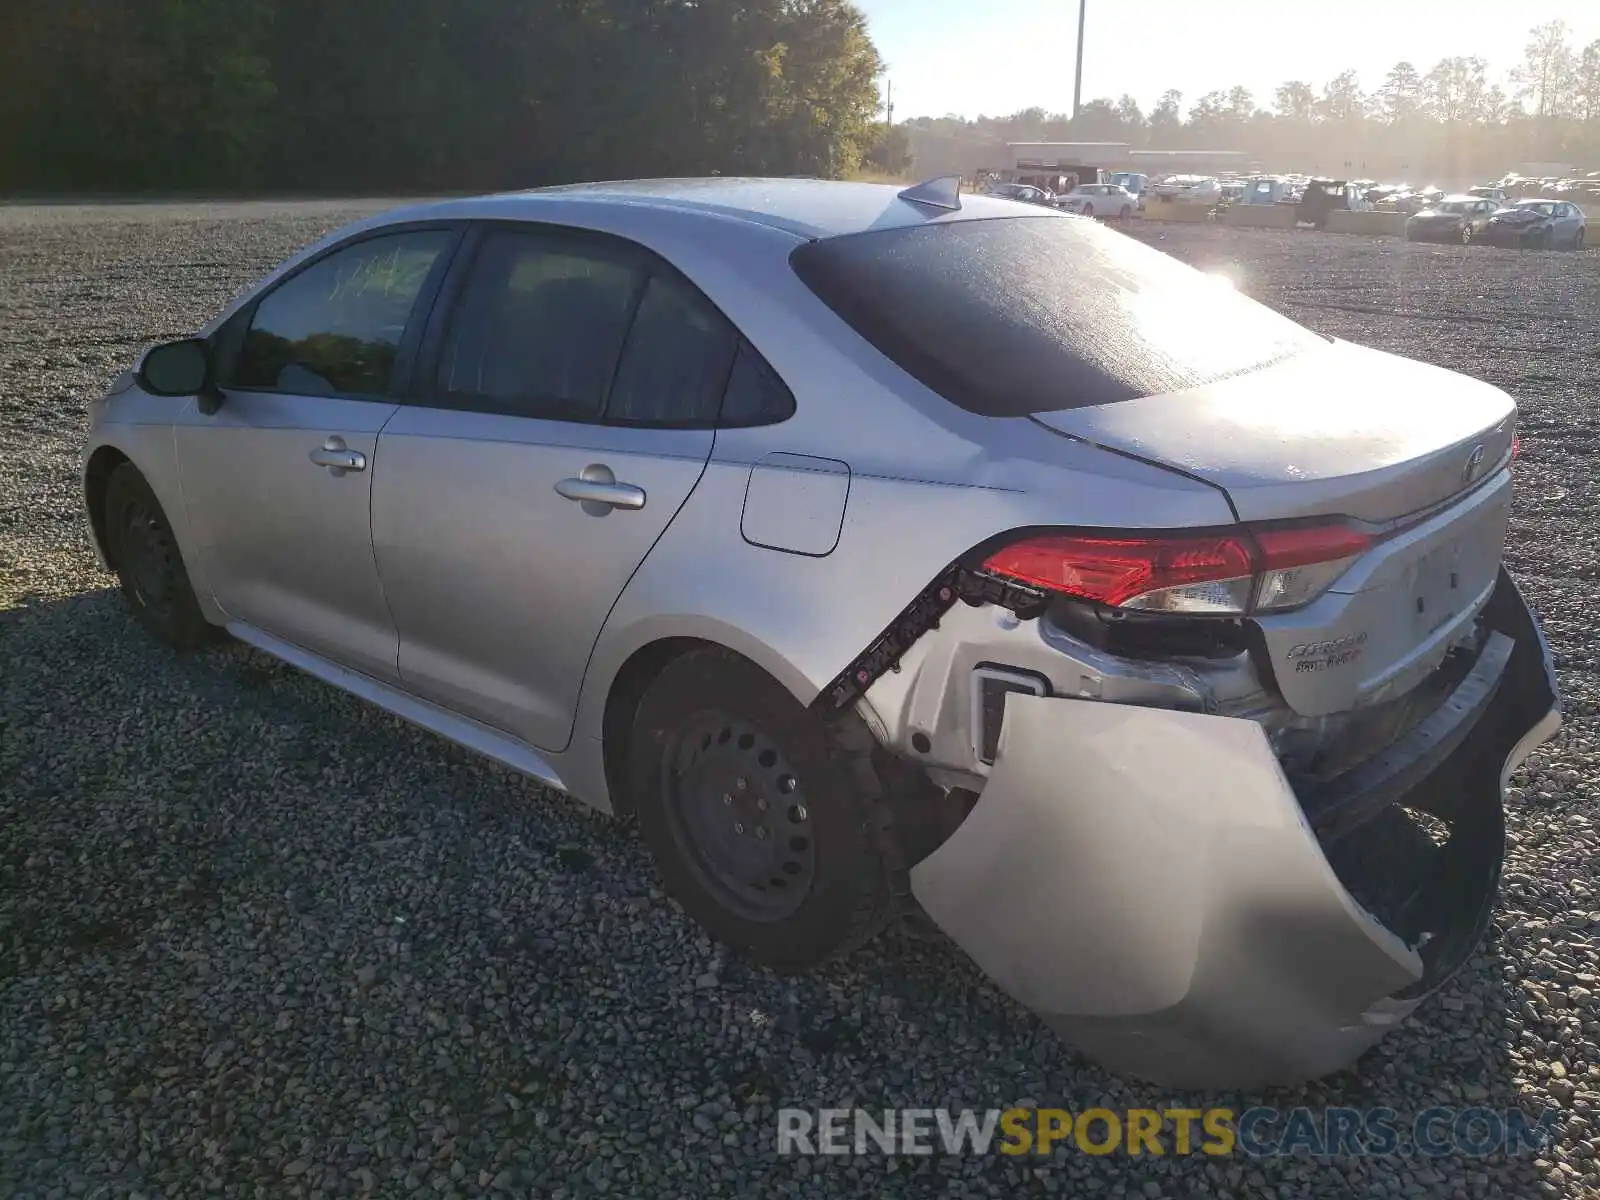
left=309, top=435, right=366, bottom=476
left=554, top=463, right=646, bottom=513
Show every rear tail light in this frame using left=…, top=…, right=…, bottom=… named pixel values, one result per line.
left=980, top=522, right=1375, bottom=616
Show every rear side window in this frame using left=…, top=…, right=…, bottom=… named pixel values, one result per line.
left=438, top=230, right=641, bottom=421
left=231, top=230, right=454, bottom=396
left=790, top=215, right=1326, bottom=417
left=720, top=341, right=796, bottom=426
left=605, top=274, right=738, bottom=426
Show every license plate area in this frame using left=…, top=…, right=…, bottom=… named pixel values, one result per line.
left=1409, top=535, right=1469, bottom=643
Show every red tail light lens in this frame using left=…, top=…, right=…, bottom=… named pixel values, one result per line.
left=981, top=522, right=1375, bottom=616
left=982, top=534, right=1254, bottom=613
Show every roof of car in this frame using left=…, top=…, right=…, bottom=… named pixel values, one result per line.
left=384, top=177, right=1058, bottom=241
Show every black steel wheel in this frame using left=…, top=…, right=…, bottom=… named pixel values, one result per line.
left=104, top=463, right=216, bottom=650
left=659, top=710, right=817, bottom=922
left=629, top=647, right=896, bottom=972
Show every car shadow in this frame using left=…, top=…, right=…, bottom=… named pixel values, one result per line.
left=0, top=587, right=1559, bottom=1195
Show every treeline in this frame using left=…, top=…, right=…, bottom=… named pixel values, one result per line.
left=905, top=21, right=1600, bottom=180
left=0, top=0, right=883, bottom=194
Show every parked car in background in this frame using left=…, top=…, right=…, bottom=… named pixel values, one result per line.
left=1149, top=174, right=1223, bottom=205
left=1242, top=176, right=1295, bottom=206
left=986, top=182, right=1056, bottom=208
left=1405, top=195, right=1501, bottom=243
left=1106, top=172, right=1149, bottom=208
left=1467, top=185, right=1509, bottom=208
left=1058, top=182, right=1138, bottom=219
left=1295, top=179, right=1372, bottom=229
left=1481, top=199, right=1587, bottom=250
left=81, top=176, right=1558, bottom=1091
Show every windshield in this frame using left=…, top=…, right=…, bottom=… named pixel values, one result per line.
left=789, top=215, right=1327, bottom=418
left=1436, top=201, right=1472, bottom=213
left=1515, top=201, right=1556, bottom=215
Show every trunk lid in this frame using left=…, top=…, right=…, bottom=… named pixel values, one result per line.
left=1030, top=339, right=1516, bottom=525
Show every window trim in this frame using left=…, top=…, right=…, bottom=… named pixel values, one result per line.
left=407, top=218, right=795, bottom=430
left=215, top=220, right=468, bottom=403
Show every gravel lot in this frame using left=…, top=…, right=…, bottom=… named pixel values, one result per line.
left=2, top=203, right=1598, bottom=1198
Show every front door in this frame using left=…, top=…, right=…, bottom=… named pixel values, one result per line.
left=176, top=226, right=459, bottom=681
left=371, top=225, right=740, bottom=751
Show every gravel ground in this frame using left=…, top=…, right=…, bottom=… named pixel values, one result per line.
left=2, top=203, right=1598, bottom=1198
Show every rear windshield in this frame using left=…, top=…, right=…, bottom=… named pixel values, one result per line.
left=789, top=215, right=1327, bottom=418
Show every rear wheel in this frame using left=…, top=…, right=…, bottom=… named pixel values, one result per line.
left=628, top=647, right=896, bottom=972
left=104, top=463, right=217, bottom=650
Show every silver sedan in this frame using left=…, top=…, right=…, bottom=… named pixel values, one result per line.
left=82, top=176, right=1560, bottom=1088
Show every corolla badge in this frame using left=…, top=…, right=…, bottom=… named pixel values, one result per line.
left=1462, top=443, right=1486, bottom=486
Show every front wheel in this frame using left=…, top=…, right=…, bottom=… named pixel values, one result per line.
left=104, top=463, right=218, bottom=651
left=629, top=648, right=896, bottom=973
left=1461, top=223, right=1475, bottom=245
left=1119, top=205, right=1132, bottom=220
left=1575, top=227, right=1586, bottom=251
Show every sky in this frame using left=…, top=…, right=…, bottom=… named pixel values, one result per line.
left=856, top=1, right=1600, bottom=122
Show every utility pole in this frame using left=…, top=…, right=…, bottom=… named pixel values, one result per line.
left=886, top=78, right=894, bottom=126
left=1072, top=0, right=1086, bottom=121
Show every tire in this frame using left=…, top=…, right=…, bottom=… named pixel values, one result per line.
left=104, top=462, right=217, bottom=651
left=1530, top=230, right=1548, bottom=250
left=1460, top=223, right=1474, bottom=245
left=1119, top=205, right=1131, bottom=220
left=628, top=647, right=896, bottom=973
left=1576, top=228, right=1586, bottom=251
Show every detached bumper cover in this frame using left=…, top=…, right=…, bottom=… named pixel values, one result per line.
left=908, top=570, right=1559, bottom=1088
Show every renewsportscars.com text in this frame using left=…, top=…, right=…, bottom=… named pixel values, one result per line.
left=776, top=1106, right=1558, bottom=1158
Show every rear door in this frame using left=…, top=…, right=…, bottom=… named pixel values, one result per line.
left=177, top=225, right=460, bottom=680
left=371, top=224, right=738, bottom=751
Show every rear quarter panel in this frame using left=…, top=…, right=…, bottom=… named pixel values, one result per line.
left=564, top=213, right=1236, bottom=806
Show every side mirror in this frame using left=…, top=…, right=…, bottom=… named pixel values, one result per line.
left=138, top=338, right=222, bottom=413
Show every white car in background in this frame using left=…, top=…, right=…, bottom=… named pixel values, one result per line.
left=1057, top=182, right=1138, bottom=219
left=1149, top=175, right=1223, bottom=205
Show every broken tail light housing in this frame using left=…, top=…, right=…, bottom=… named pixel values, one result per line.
left=980, top=522, right=1376, bottom=617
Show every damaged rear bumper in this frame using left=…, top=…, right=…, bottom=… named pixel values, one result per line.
left=907, top=570, right=1560, bottom=1088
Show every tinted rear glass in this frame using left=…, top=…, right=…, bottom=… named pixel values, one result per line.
left=789, top=216, right=1326, bottom=418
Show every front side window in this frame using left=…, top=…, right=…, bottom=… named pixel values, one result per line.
left=231, top=230, right=454, bottom=396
